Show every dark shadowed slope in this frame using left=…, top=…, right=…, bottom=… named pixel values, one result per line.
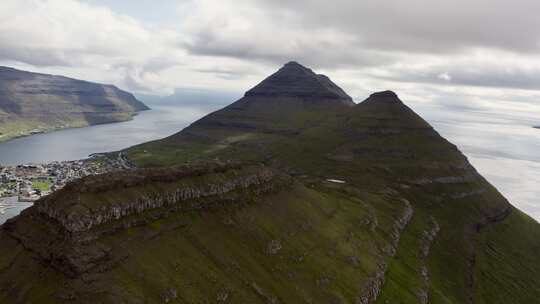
left=0, top=62, right=539, bottom=303
left=0, top=66, right=148, bottom=141
left=128, top=61, right=354, bottom=167
left=245, top=61, right=354, bottom=103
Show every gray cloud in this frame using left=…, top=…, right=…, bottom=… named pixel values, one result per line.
left=182, top=29, right=394, bottom=70
left=2, top=0, right=540, bottom=96
left=0, top=47, right=73, bottom=67
left=374, top=63, right=540, bottom=91
left=182, top=0, right=540, bottom=59
left=192, top=67, right=252, bottom=80
left=0, top=0, right=187, bottom=94
left=252, top=0, right=540, bottom=54
left=178, top=0, right=540, bottom=92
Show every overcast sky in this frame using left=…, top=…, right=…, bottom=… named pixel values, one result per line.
left=1, top=0, right=540, bottom=115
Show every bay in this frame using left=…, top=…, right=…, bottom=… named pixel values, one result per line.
left=0, top=103, right=223, bottom=165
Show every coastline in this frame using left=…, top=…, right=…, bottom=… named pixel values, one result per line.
left=0, top=154, right=133, bottom=224
left=0, top=110, right=147, bottom=144
left=0, top=196, right=33, bottom=225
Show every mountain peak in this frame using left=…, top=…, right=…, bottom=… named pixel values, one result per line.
left=363, top=90, right=402, bottom=104
left=283, top=61, right=306, bottom=68
left=244, top=62, right=354, bottom=105
left=355, top=90, right=431, bottom=129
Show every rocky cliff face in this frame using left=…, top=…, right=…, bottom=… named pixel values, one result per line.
left=0, top=66, right=148, bottom=141
left=35, top=162, right=288, bottom=233
left=3, top=161, right=291, bottom=278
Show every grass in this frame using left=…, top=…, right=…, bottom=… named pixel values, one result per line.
left=0, top=181, right=407, bottom=303
left=0, top=111, right=138, bottom=143
left=474, top=208, right=540, bottom=302
left=118, top=96, right=540, bottom=303
left=88, top=183, right=404, bottom=303
left=31, top=179, right=51, bottom=192
left=1, top=92, right=540, bottom=303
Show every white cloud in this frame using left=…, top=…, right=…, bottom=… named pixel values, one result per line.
left=0, top=0, right=188, bottom=94
left=1, top=0, right=540, bottom=110
left=438, top=73, right=452, bottom=82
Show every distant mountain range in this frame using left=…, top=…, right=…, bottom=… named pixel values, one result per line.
left=0, top=66, right=148, bottom=142
left=1, top=62, right=539, bottom=303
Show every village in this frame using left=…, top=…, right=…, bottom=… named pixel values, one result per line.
left=0, top=153, right=132, bottom=206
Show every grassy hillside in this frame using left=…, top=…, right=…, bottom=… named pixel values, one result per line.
left=123, top=90, right=540, bottom=303
left=0, top=66, right=148, bottom=142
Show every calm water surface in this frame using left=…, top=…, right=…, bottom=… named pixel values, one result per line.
left=0, top=101, right=539, bottom=222
left=0, top=197, right=32, bottom=225
left=0, top=103, right=223, bottom=224
left=414, top=103, right=540, bottom=220
left=0, top=104, right=222, bottom=165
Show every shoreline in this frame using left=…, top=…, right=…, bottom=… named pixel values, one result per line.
left=0, top=110, right=147, bottom=144
left=0, top=196, right=33, bottom=225
left=0, top=154, right=133, bottom=223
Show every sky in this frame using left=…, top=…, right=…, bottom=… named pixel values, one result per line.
left=1, top=0, right=540, bottom=116
left=0, top=0, right=540, bottom=219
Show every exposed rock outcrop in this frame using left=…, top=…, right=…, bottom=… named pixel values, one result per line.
left=3, top=161, right=291, bottom=277
left=465, top=205, right=513, bottom=304
left=417, top=216, right=440, bottom=304
left=357, top=198, right=414, bottom=304
left=33, top=162, right=286, bottom=231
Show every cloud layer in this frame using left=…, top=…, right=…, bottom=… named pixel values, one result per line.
left=1, top=0, right=540, bottom=112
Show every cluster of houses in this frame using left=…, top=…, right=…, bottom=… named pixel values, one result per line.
left=1, top=165, right=49, bottom=201
left=0, top=158, right=120, bottom=202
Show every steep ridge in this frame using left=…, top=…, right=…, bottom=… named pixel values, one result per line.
left=329, top=92, right=519, bottom=303
left=0, top=62, right=539, bottom=303
left=245, top=61, right=354, bottom=103
left=128, top=62, right=354, bottom=167
left=0, top=66, right=148, bottom=141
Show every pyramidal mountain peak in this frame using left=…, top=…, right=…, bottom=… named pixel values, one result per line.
left=357, top=90, right=408, bottom=108
left=354, top=90, right=432, bottom=129
left=365, top=90, right=402, bottom=103
left=244, top=61, right=354, bottom=105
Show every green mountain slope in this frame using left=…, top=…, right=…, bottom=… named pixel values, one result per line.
left=0, top=66, right=149, bottom=142
left=0, top=62, right=538, bottom=303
